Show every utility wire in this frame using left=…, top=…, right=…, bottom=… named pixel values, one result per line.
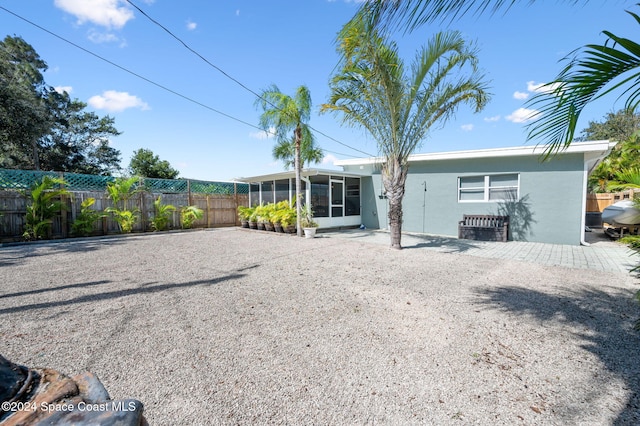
left=124, top=0, right=375, bottom=157
left=0, top=6, right=363, bottom=159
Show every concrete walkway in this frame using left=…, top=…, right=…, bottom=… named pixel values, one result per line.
left=322, top=228, right=640, bottom=275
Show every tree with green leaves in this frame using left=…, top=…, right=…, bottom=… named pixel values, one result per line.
left=322, top=13, right=489, bottom=249
left=578, top=109, right=640, bottom=143
left=41, top=89, right=121, bottom=175
left=255, top=84, right=315, bottom=237
left=0, top=35, right=50, bottom=169
left=129, top=148, right=179, bottom=179
left=579, top=110, right=640, bottom=192
left=0, top=35, right=121, bottom=174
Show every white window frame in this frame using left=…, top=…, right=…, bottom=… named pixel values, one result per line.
left=458, top=173, right=520, bottom=203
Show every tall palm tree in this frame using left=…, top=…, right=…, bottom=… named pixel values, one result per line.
left=255, top=84, right=314, bottom=237
left=322, top=14, right=489, bottom=249
left=272, top=125, right=324, bottom=170
left=358, top=1, right=640, bottom=158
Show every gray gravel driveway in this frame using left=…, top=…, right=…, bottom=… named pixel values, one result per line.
left=1, top=228, right=639, bottom=425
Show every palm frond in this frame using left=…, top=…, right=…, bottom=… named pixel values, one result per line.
left=526, top=7, right=640, bottom=158
left=360, top=0, right=585, bottom=33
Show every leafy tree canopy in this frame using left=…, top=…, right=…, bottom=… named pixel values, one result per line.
left=578, top=109, right=640, bottom=143
left=128, top=148, right=179, bottom=179
left=584, top=110, right=640, bottom=192
left=0, top=35, right=121, bottom=174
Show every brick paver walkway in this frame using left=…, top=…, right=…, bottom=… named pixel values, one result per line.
left=323, top=229, right=639, bottom=274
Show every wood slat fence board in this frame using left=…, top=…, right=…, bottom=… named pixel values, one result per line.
left=586, top=189, right=638, bottom=212
left=0, top=190, right=248, bottom=242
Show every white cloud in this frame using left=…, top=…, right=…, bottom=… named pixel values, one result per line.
left=249, top=127, right=275, bottom=140
left=321, top=154, right=338, bottom=165
left=87, top=29, right=122, bottom=44
left=460, top=124, right=474, bottom=132
left=526, top=80, right=563, bottom=94
left=54, top=0, right=134, bottom=29
left=186, top=20, right=197, bottom=31
left=236, top=10, right=240, bottom=16
left=54, top=86, right=73, bottom=95
left=513, top=91, right=529, bottom=100
left=484, top=115, right=500, bottom=122
left=88, top=90, right=149, bottom=112
left=506, top=107, right=538, bottom=123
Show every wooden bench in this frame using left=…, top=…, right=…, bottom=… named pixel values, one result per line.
left=458, top=215, right=509, bottom=242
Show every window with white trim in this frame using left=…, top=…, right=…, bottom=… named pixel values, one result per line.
left=458, top=174, right=519, bottom=202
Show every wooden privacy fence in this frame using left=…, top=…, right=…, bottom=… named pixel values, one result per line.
left=586, top=189, right=638, bottom=212
left=0, top=169, right=249, bottom=241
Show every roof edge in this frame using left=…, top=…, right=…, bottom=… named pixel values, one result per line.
left=334, top=140, right=616, bottom=166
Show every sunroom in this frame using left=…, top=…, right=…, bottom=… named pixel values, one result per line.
left=236, top=169, right=364, bottom=229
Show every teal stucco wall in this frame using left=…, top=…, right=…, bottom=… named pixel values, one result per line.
left=343, top=153, right=586, bottom=245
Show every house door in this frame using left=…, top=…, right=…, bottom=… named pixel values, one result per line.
left=331, top=180, right=343, bottom=218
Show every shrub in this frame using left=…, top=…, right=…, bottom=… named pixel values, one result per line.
left=151, top=196, right=176, bottom=231
left=71, top=198, right=104, bottom=237
left=21, top=176, right=69, bottom=240
left=181, top=205, right=204, bottom=229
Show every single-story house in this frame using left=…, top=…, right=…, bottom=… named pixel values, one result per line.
left=239, top=140, right=615, bottom=245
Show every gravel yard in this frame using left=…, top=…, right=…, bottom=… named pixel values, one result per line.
left=1, top=228, right=639, bottom=425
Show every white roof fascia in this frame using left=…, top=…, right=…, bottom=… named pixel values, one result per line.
left=235, top=168, right=369, bottom=183
left=334, top=140, right=616, bottom=166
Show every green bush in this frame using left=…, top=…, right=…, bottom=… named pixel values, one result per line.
left=151, top=196, right=176, bottom=231
left=181, top=205, right=203, bottom=229
left=21, top=176, right=69, bottom=240
left=71, top=198, right=104, bottom=237
left=105, top=176, right=140, bottom=233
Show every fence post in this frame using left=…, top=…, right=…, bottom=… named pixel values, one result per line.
left=59, top=171, right=68, bottom=238
left=187, top=179, right=192, bottom=206
left=234, top=182, right=239, bottom=226
left=206, top=195, right=211, bottom=228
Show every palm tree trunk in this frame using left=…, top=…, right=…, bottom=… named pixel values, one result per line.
left=382, top=158, right=408, bottom=249
left=294, top=127, right=303, bottom=237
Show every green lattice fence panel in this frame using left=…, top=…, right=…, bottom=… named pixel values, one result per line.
left=0, top=169, right=59, bottom=190
left=189, top=180, right=235, bottom=195
left=143, top=178, right=188, bottom=193
left=62, top=172, right=115, bottom=191
left=0, top=168, right=248, bottom=194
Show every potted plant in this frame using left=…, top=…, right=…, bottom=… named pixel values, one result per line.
left=263, top=203, right=276, bottom=232
left=254, top=204, right=268, bottom=230
left=300, top=203, right=318, bottom=238
left=272, top=200, right=290, bottom=233
left=248, top=206, right=259, bottom=229
left=279, top=205, right=297, bottom=234
left=237, top=205, right=253, bottom=228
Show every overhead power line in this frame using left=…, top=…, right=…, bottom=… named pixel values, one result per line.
left=124, top=0, right=375, bottom=158
left=0, top=6, right=363, bottom=159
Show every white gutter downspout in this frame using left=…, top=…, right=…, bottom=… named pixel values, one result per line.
left=580, top=159, right=590, bottom=246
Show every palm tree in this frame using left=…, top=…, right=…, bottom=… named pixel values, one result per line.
left=359, top=1, right=640, bottom=158
left=255, top=84, right=314, bottom=237
left=272, top=126, right=324, bottom=170
left=322, top=13, right=490, bottom=249
left=607, top=168, right=640, bottom=192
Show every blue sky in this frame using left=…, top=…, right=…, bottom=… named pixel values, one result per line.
left=1, top=0, right=637, bottom=181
